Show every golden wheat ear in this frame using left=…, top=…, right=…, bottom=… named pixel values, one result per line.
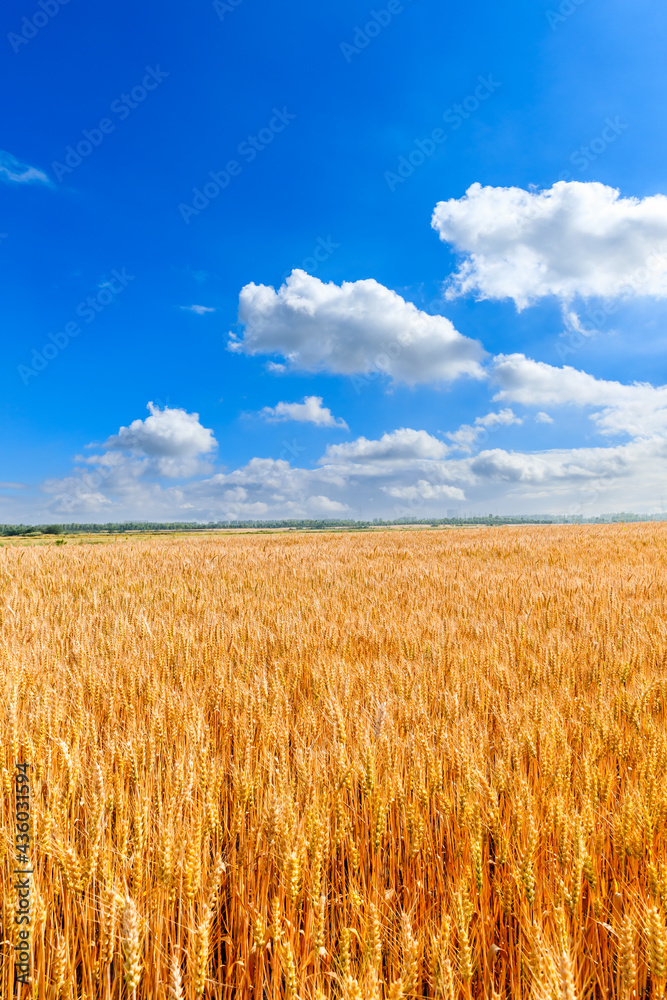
left=121, top=895, right=142, bottom=998
left=168, top=949, right=184, bottom=1000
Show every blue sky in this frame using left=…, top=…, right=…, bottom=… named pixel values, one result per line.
left=2, top=0, right=667, bottom=521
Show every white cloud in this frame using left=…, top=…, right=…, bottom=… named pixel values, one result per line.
left=78, top=402, right=220, bottom=479
left=0, top=151, right=50, bottom=185
left=103, top=402, right=216, bottom=459
left=36, top=424, right=458, bottom=521
left=31, top=423, right=667, bottom=522
left=492, top=354, right=612, bottom=407
left=322, top=428, right=449, bottom=464
left=535, top=412, right=554, bottom=424
left=491, top=353, right=667, bottom=438
left=181, top=304, right=216, bottom=315
left=228, top=269, right=485, bottom=385
left=446, top=408, right=522, bottom=452
left=260, top=396, right=348, bottom=429
left=562, top=309, right=595, bottom=338
left=188, top=459, right=352, bottom=519
left=463, top=437, right=662, bottom=489
left=303, top=495, right=349, bottom=514
left=382, top=480, right=465, bottom=501
left=432, top=181, right=667, bottom=308
left=42, top=468, right=120, bottom=514
left=17, top=368, right=667, bottom=524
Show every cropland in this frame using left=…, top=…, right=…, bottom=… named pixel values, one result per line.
left=1, top=524, right=667, bottom=998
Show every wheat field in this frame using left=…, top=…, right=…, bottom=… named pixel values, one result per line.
left=1, top=524, right=667, bottom=998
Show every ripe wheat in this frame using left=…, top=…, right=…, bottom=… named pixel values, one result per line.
left=1, top=524, right=667, bottom=997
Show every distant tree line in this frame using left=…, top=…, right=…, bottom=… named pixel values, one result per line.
left=0, top=513, right=664, bottom=536
left=1, top=524, right=64, bottom=536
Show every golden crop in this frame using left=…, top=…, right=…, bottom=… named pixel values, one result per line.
left=1, top=524, right=667, bottom=998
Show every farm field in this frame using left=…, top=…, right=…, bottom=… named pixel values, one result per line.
left=1, top=525, right=667, bottom=999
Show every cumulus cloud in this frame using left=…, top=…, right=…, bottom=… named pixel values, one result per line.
left=84, top=402, right=219, bottom=478
left=32, top=419, right=667, bottom=522
left=228, top=269, right=485, bottom=385
left=381, top=480, right=465, bottom=501
left=432, top=181, right=667, bottom=308
left=464, top=437, right=663, bottom=488
left=535, top=412, right=554, bottom=424
left=42, top=460, right=134, bottom=516
left=187, top=459, right=352, bottom=519
left=103, top=402, right=216, bottom=459
left=0, top=150, right=50, bottom=185
left=37, top=423, right=458, bottom=521
left=179, top=435, right=464, bottom=520
left=446, top=408, right=522, bottom=452
left=303, top=495, right=349, bottom=514
left=322, top=428, right=449, bottom=464
left=260, top=396, right=348, bottom=429
left=21, top=355, right=667, bottom=525
left=491, top=354, right=611, bottom=407
left=181, top=304, right=216, bottom=315
left=491, top=354, right=667, bottom=438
